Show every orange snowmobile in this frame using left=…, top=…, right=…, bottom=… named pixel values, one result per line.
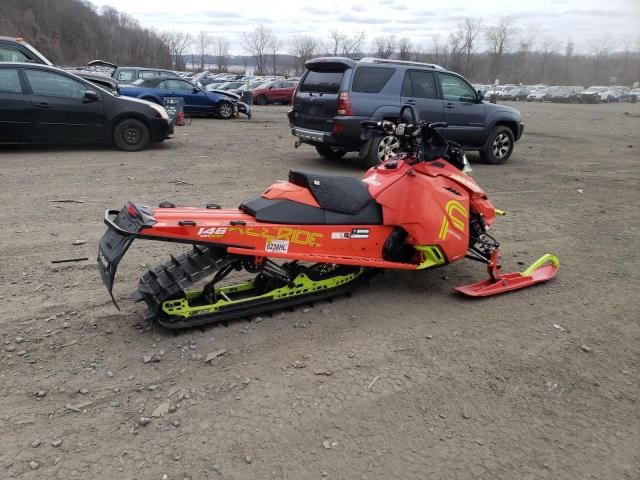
left=98, top=105, right=559, bottom=329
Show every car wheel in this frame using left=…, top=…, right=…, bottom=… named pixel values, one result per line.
left=216, top=100, right=234, bottom=119
left=315, top=145, right=347, bottom=160
left=364, top=135, right=400, bottom=168
left=113, top=118, right=150, bottom=152
left=256, top=95, right=268, bottom=105
left=480, top=126, right=514, bottom=165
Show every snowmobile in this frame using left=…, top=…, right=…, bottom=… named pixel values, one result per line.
left=98, top=105, right=559, bottom=329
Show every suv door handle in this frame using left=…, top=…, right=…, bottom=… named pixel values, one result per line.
left=444, top=103, right=455, bottom=109
left=35, top=102, right=51, bottom=109
left=406, top=99, right=416, bottom=104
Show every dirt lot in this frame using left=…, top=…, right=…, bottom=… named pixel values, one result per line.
left=1, top=101, right=639, bottom=480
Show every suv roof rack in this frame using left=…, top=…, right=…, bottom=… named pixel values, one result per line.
left=358, top=57, right=444, bottom=70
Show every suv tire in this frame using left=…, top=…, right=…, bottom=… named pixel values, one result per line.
left=113, top=118, right=150, bottom=152
left=364, top=134, right=401, bottom=167
left=315, top=145, right=347, bottom=160
left=480, top=126, right=514, bottom=165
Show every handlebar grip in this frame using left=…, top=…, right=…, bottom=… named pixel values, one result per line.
left=360, top=120, right=381, bottom=129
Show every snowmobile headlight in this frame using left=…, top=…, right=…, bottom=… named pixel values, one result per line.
left=149, top=103, right=169, bottom=119
left=462, top=154, right=473, bottom=174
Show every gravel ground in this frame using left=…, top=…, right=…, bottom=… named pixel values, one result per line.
left=0, top=102, right=639, bottom=480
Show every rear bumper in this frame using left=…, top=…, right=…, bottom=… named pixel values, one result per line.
left=150, top=118, right=174, bottom=142
left=288, top=111, right=366, bottom=150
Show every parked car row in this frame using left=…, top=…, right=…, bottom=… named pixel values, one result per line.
left=475, top=82, right=639, bottom=104
left=0, top=36, right=253, bottom=152
left=195, top=72, right=299, bottom=106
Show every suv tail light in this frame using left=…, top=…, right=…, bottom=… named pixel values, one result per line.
left=291, top=90, right=297, bottom=111
left=337, top=91, right=353, bottom=116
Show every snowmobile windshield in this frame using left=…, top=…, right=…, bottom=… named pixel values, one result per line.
left=421, top=126, right=449, bottom=162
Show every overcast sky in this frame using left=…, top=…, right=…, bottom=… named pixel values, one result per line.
left=90, top=0, right=639, bottom=54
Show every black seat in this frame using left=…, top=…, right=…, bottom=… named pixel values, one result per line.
left=239, top=170, right=382, bottom=225
left=288, top=170, right=373, bottom=215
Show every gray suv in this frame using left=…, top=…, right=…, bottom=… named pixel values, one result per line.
left=288, top=57, right=524, bottom=166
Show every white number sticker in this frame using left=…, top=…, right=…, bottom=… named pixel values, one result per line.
left=265, top=240, right=289, bottom=253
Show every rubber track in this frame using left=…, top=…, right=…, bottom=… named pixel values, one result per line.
left=133, top=245, right=237, bottom=320
left=133, top=245, right=377, bottom=330
left=156, top=269, right=377, bottom=330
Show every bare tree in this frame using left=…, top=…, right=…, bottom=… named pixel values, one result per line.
left=398, top=37, right=412, bottom=61
left=163, top=30, right=191, bottom=69
left=242, top=25, right=274, bottom=75
left=342, top=31, right=366, bottom=58
left=194, top=31, right=211, bottom=70
left=484, top=16, right=518, bottom=82
left=269, top=36, right=282, bottom=75
left=212, top=36, right=230, bottom=73
left=514, top=24, right=539, bottom=83
left=590, top=35, right=617, bottom=83
left=289, top=34, right=320, bottom=74
left=538, top=36, right=559, bottom=83
left=374, top=35, right=396, bottom=59
left=563, top=38, right=575, bottom=84
left=459, top=17, right=482, bottom=77
left=448, top=29, right=465, bottom=72
left=329, top=29, right=347, bottom=56
left=329, top=30, right=366, bottom=58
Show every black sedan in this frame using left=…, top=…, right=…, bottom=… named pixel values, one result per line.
left=0, top=63, right=173, bottom=151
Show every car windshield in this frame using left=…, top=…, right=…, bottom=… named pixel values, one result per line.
left=557, top=87, right=571, bottom=93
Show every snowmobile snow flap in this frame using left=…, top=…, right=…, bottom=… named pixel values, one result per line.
left=98, top=203, right=157, bottom=309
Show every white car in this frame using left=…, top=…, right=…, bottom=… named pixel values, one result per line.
left=578, top=86, right=611, bottom=103
left=483, top=85, right=504, bottom=101
left=527, top=87, right=547, bottom=102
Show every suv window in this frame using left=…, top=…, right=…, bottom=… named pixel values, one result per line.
left=117, top=70, right=135, bottom=82
left=402, top=71, right=438, bottom=99
left=438, top=73, right=476, bottom=102
left=0, top=68, right=22, bottom=93
left=0, top=45, right=29, bottom=62
left=140, top=70, right=163, bottom=79
left=300, top=70, right=343, bottom=94
left=352, top=67, right=394, bottom=94
left=158, top=79, right=193, bottom=91
left=25, top=69, right=90, bottom=99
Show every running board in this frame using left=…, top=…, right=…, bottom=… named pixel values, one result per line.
left=157, top=269, right=377, bottom=329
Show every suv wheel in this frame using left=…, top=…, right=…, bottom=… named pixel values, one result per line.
left=315, top=145, right=347, bottom=160
left=113, top=118, right=150, bottom=152
left=480, top=126, right=514, bottom=165
left=365, top=135, right=400, bottom=167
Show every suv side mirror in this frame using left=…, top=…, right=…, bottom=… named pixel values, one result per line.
left=476, top=90, right=485, bottom=102
left=192, top=87, right=200, bottom=93
left=83, top=90, right=99, bottom=102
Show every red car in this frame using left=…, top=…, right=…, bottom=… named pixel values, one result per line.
left=253, top=80, right=298, bottom=105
